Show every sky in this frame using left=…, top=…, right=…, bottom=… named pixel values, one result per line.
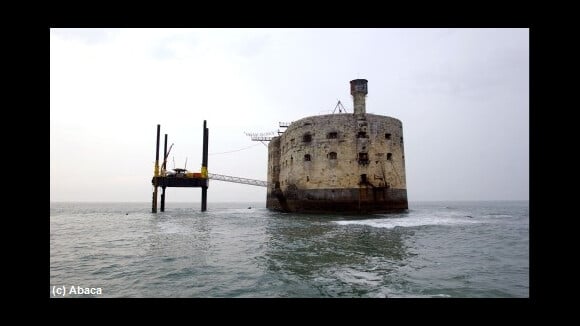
left=50, top=28, right=529, bottom=202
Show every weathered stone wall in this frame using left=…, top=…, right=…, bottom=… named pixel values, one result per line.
left=267, top=112, right=407, bottom=213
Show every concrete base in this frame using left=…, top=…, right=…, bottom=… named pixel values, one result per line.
left=267, top=187, right=407, bottom=214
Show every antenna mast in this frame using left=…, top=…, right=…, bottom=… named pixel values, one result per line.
left=333, top=100, right=348, bottom=113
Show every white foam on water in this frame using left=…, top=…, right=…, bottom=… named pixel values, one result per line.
left=158, top=221, right=188, bottom=234
left=334, top=214, right=481, bottom=229
left=371, top=290, right=452, bottom=298
left=481, top=214, right=513, bottom=219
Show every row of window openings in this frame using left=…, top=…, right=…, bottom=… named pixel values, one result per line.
left=280, top=174, right=382, bottom=184
left=300, top=152, right=392, bottom=161
left=301, top=132, right=401, bottom=142
left=278, top=152, right=402, bottom=171
left=281, top=152, right=396, bottom=165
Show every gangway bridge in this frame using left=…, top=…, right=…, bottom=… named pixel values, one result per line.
left=208, top=173, right=268, bottom=187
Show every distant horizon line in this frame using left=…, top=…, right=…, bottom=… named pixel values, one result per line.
left=50, top=199, right=530, bottom=203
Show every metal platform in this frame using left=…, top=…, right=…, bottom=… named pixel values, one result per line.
left=152, top=176, right=208, bottom=188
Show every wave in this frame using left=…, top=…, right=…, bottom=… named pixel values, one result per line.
left=334, top=214, right=481, bottom=229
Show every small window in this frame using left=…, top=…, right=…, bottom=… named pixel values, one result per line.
left=358, top=152, right=369, bottom=164
left=328, top=152, right=337, bottom=160
left=327, top=132, right=338, bottom=139
left=387, top=153, right=392, bottom=160
left=304, top=154, right=311, bottom=161
left=306, top=176, right=310, bottom=182
left=400, top=136, right=403, bottom=143
left=385, top=133, right=391, bottom=140
left=303, top=133, right=312, bottom=142
left=357, top=131, right=368, bottom=138
left=360, top=174, right=367, bottom=183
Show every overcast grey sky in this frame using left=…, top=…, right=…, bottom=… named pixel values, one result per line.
left=50, top=28, right=528, bottom=202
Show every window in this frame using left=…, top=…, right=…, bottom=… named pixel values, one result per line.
left=360, top=174, right=367, bottom=183
left=303, top=133, right=312, bottom=142
left=400, top=136, right=403, bottom=143
left=357, top=131, right=368, bottom=138
left=385, top=133, right=391, bottom=140
left=306, top=176, right=310, bottom=182
left=327, top=132, right=338, bottom=139
left=358, top=152, right=369, bottom=164
left=387, top=153, right=392, bottom=160
left=304, top=154, right=311, bottom=161
left=328, top=152, right=337, bottom=160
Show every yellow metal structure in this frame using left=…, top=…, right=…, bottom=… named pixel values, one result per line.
left=154, top=161, right=160, bottom=177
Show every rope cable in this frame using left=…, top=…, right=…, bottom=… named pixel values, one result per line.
left=209, top=143, right=261, bottom=155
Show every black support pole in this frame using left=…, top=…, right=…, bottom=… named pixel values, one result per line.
left=163, top=134, right=168, bottom=171
left=161, top=187, right=166, bottom=212
left=161, top=134, right=168, bottom=212
left=201, top=185, right=207, bottom=212
left=152, top=124, right=160, bottom=213
left=201, top=120, right=208, bottom=212
left=156, top=125, right=161, bottom=166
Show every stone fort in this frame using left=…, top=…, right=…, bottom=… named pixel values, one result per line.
left=266, top=79, right=408, bottom=213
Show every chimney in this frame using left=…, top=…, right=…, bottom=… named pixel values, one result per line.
left=350, top=79, right=368, bottom=115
